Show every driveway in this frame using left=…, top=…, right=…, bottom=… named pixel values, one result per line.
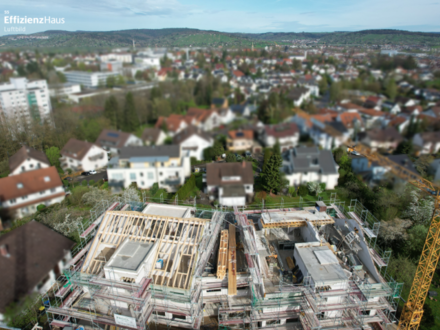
left=70, top=169, right=107, bottom=184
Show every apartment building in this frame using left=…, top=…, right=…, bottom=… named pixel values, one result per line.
left=0, top=221, right=74, bottom=322
left=107, top=145, right=191, bottom=192
left=60, top=139, right=108, bottom=172
left=0, top=166, right=65, bottom=218
left=100, top=52, right=133, bottom=63
left=0, top=77, right=52, bottom=122
left=64, top=71, right=120, bottom=88
left=49, top=82, right=81, bottom=97
left=8, top=146, right=50, bottom=176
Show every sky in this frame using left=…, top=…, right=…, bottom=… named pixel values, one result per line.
left=2, top=0, right=440, bottom=36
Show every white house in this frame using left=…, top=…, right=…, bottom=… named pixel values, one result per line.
left=0, top=166, right=65, bottom=218
left=49, top=82, right=81, bottom=97
left=60, top=138, right=108, bottom=172
left=260, top=123, right=300, bottom=151
left=142, top=128, right=167, bottom=146
left=413, top=132, right=440, bottom=154
left=107, top=145, right=191, bottom=192
left=95, top=129, right=143, bottom=155
left=287, top=87, right=311, bottom=107
left=282, top=147, right=339, bottom=189
left=64, top=71, right=120, bottom=88
left=173, top=125, right=213, bottom=160
left=8, top=146, right=50, bottom=176
left=187, top=108, right=222, bottom=131
left=206, top=162, right=254, bottom=206
left=0, top=221, right=74, bottom=322
left=100, top=52, right=133, bottom=63
left=310, top=121, right=350, bottom=150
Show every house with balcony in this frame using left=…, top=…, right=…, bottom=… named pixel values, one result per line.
left=186, top=108, right=222, bottom=131
left=107, top=145, right=191, bottom=192
left=206, top=161, right=254, bottom=206
left=60, top=139, right=108, bottom=172
left=0, top=166, right=65, bottom=218
left=95, top=129, right=143, bottom=155
left=227, top=130, right=254, bottom=152
left=361, top=127, right=403, bottom=152
left=282, top=147, right=339, bottom=189
left=310, top=121, right=350, bottom=150
left=173, top=125, right=213, bottom=160
left=260, top=123, right=299, bottom=151
left=0, top=221, right=74, bottom=322
left=8, top=146, right=50, bottom=176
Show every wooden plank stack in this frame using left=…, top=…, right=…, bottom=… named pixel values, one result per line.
left=228, top=225, right=237, bottom=296
left=217, top=229, right=229, bottom=280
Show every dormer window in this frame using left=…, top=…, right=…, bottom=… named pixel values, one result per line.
left=17, top=183, right=23, bottom=189
left=44, top=176, right=50, bottom=182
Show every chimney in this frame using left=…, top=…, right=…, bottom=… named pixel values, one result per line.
left=0, top=244, right=10, bottom=258
left=242, top=161, right=246, bottom=168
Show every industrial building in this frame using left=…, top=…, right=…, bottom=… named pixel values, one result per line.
left=43, top=198, right=402, bottom=330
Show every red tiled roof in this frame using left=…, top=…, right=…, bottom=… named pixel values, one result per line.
left=338, top=112, right=362, bottom=129
left=359, top=108, right=386, bottom=117
left=264, top=123, right=299, bottom=138
left=233, top=70, right=245, bottom=77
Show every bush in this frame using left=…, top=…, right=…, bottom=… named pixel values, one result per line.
left=36, top=204, right=46, bottom=212
left=226, top=153, right=237, bottom=162
left=320, top=183, right=326, bottom=191
left=150, top=182, right=159, bottom=195
left=88, top=179, right=95, bottom=185
left=66, top=168, right=72, bottom=174
left=62, top=180, right=70, bottom=187
left=298, top=185, right=309, bottom=196
left=288, top=186, right=297, bottom=197
left=176, top=174, right=196, bottom=200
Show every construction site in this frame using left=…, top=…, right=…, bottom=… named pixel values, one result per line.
left=42, top=197, right=404, bottom=330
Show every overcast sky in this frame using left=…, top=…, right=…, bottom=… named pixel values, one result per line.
left=2, top=0, right=440, bottom=36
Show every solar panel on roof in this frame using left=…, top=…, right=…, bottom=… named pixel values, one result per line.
left=107, top=132, right=119, bottom=138
left=236, top=132, right=244, bottom=137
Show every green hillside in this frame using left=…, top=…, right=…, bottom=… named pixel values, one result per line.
left=1, top=28, right=440, bottom=50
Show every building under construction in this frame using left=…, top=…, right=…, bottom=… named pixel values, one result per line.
left=43, top=198, right=403, bottom=330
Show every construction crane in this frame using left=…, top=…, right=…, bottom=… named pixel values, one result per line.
left=293, top=108, right=440, bottom=329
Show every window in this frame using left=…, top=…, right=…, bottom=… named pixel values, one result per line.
left=22, top=195, right=28, bottom=200
left=50, top=188, right=56, bottom=193
left=173, top=315, right=186, bottom=320
left=303, top=172, right=308, bottom=175
left=10, top=199, right=16, bottom=204
left=161, top=162, right=164, bottom=167
left=40, top=191, right=45, bottom=195
left=140, top=172, right=144, bottom=177
left=130, top=172, right=136, bottom=181
left=21, top=166, right=25, bottom=172
left=17, top=183, right=23, bottom=189
left=148, top=172, right=154, bottom=179
left=156, top=312, right=166, bottom=317
left=29, top=164, right=34, bottom=168
left=159, top=172, right=163, bottom=176
left=141, top=181, right=144, bottom=186
left=44, top=176, right=50, bottom=182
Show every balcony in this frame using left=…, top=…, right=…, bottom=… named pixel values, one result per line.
left=164, top=176, right=181, bottom=186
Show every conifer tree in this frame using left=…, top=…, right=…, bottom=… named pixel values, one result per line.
left=260, top=143, right=283, bottom=193
left=104, top=95, right=119, bottom=128
left=122, top=92, right=140, bottom=132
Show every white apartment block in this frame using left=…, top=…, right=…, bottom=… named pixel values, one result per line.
left=64, top=71, right=120, bottom=88
left=107, top=145, right=191, bottom=192
left=100, top=53, right=133, bottom=63
left=0, top=77, right=52, bottom=122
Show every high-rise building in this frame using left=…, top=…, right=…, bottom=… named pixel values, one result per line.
left=0, top=77, right=52, bottom=122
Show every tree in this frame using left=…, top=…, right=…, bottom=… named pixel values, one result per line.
left=329, top=82, right=342, bottom=102
left=226, top=153, right=237, bottom=162
left=104, top=95, right=120, bottom=128
left=406, top=224, right=429, bottom=258
left=394, top=140, right=413, bottom=155
left=307, top=181, right=324, bottom=196
left=106, top=75, right=116, bottom=88
left=122, top=92, right=140, bottom=132
left=386, top=78, right=397, bottom=101
left=298, top=185, right=308, bottom=196
left=260, top=149, right=282, bottom=193
left=45, top=146, right=61, bottom=170
left=414, top=155, right=434, bottom=177
left=164, top=136, right=173, bottom=145
left=403, top=190, right=435, bottom=225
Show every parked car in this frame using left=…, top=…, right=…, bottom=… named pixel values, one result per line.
left=89, top=170, right=97, bottom=175
left=81, top=171, right=90, bottom=176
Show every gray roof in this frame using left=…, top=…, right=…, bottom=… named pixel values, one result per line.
left=285, top=147, right=338, bottom=175
left=119, top=145, right=180, bottom=159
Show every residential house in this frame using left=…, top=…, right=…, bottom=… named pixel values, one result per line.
left=0, top=167, right=65, bottom=218
left=395, top=96, right=417, bottom=108
left=424, top=106, right=440, bottom=119
left=310, top=121, right=350, bottom=150
left=8, top=146, right=50, bottom=176
left=187, top=108, right=222, bottom=131
left=107, top=145, right=191, bottom=192
left=95, top=129, right=143, bottom=155
left=155, top=114, right=189, bottom=136
left=382, top=101, right=401, bottom=114
left=351, top=154, right=418, bottom=185
left=260, top=123, right=300, bottom=151
left=141, top=127, right=167, bottom=146
left=281, top=147, right=339, bottom=189
left=173, top=125, right=213, bottom=160
left=287, top=87, right=311, bottom=107
left=402, top=105, right=422, bottom=116
left=227, top=130, right=254, bottom=152
left=361, top=127, right=403, bottom=152
left=358, top=108, right=387, bottom=129
left=413, top=132, right=440, bottom=154
left=336, top=112, right=364, bottom=136
left=0, top=221, right=74, bottom=321
left=206, top=162, right=254, bottom=206
left=216, top=107, right=236, bottom=125
left=363, top=96, right=383, bottom=110
left=386, top=115, right=409, bottom=133
left=60, top=139, right=108, bottom=172
left=230, top=104, right=253, bottom=117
